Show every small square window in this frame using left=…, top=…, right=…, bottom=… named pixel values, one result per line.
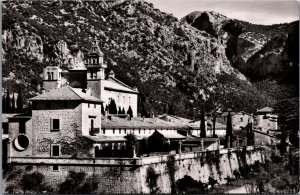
left=52, top=165, right=59, bottom=171
left=94, top=104, right=96, bottom=108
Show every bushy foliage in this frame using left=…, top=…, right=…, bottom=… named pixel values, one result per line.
left=146, top=166, right=160, bottom=194
left=58, top=171, right=98, bottom=194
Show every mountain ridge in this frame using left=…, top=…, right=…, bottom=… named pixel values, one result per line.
left=2, top=0, right=298, bottom=119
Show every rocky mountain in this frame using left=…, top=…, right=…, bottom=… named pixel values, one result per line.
left=182, top=11, right=299, bottom=82
left=2, top=0, right=298, bottom=119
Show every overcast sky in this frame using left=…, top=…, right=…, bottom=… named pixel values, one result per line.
left=145, top=0, right=299, bottom=25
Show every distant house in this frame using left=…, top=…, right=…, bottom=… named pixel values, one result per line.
left=219, top=111, right=253, bottom=131
left=256, top=107, right=278, bottom=133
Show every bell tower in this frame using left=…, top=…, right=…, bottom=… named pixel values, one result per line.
left=85, top=38, right=107, bottom=98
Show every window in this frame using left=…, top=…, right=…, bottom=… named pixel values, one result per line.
left=51, top=119, right=60, bottom=131
left=51, top=72, right=54, bottom=80
left=47, top=72, right=51, bottom=80
left=88, top=103, right=90, bottom=108
left=103, top=129, right=106, bottom=134
left=51, top=145, right=60, bottom=157
left=2, top=123, right=8, bottom=134
left=268, top=123, right=270, bottom=126
left=139, top=129, right=141, bottom=134
left=52, top=165, right=59, bottom=171
left=113, top=129, right=115, bottom=134
left=94, top=104, right=96, bottom=108
left=119, top=129, right=122, bottom=134
left=240, top=118, right=243, bottom=122
left=19, top=121, right=26, bottom=134
left=91, top=119, right=94, bottom=131
left=124, top=129, right=126, bottom=134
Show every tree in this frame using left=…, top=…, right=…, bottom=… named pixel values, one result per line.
left=146, top=166, right=160, bottom=194
left=141, top=103, right=148, bottom=118
left=168, top=104, right=175, bottom=115
left=163, top=104, right=167, bottom=114
left=122, top=107, right=125, bottom=114
left=2, top=94, right=6, bottom=113
left=225, top=111, right=233, bottom=148
left=118, top=106, right=122, bottom=114
left=6, top=90, right=11, bottom=113
left=17, top=86, right=23, bottom=113
left=125, top=133, right=137, bottom=157
left=208, top=177, right=218, bottom=189
left=58, top=171, right=98, bottom=194
left=27, top=102, right=32, bottom=116
left=11, top=93, right=16, bottom=113
left=127, top=105, right=133, bottom=119
left=108, top=99, right=117, bottom=114
left=20, top=171, right=46, bottom=193
left=101, top=104, right=105, bottom=115
left=200, top=105, right=206, bottom=138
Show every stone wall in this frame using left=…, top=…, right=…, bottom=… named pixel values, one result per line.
left=31, top=104, right=82, bottom=157
left=9, top=147, right=265, bottom=193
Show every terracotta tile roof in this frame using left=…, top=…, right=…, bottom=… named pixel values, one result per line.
left=101, top=116, right=190, bottom=129
left=84, top=135, right=126, bottom=142
left=30, top=86, right=104, bottom=103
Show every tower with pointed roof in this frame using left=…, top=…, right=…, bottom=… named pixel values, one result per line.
left=85, top=38, right=107, bottom=98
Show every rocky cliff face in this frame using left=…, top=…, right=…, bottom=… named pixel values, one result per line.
left=2, top=0, right=298, bottom=117
left=182, top=11, right=299, bottom=82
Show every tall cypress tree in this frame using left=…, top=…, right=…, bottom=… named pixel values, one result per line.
left=12, top=93, right=16, bottom=113
left=27, top=102, right=32, bottom=116
left=6, top=90, right=11, bottom=113
left=122, top=107, right=125, bottom=114
left=17, top=86, right=23, bottom=113
left=2, top=94, right=6, bottom=113
left=109, top=99, right=117, bottom=114
left=200, top=105, right=206, bottom=138
left=118, top=106, right=122, bottom=114
left=225, top=111, right=233, bottom=148
left=127, top=106, right=133, bottom=118
left=101, top=104, right=105, bottom=115
left=141, top=103, right=147, bottom=118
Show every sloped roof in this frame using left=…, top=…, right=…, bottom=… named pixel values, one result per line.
left=103, top=77, right=138, bottom=94
left=257, top=107, right=274, bottom=113
left=149, top=130, right=186, bottom=139
left=84, top=135, right=126, bottom=142
left=30, top=86, right=104, bottom=103
left=101, top=116, right=189, bottom=129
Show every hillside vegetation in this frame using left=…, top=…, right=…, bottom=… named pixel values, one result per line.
left=2, top=0, right=298, bottom=120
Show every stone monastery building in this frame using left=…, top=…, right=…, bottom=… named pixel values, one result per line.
left=43, top=39, right=139, bottom=117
